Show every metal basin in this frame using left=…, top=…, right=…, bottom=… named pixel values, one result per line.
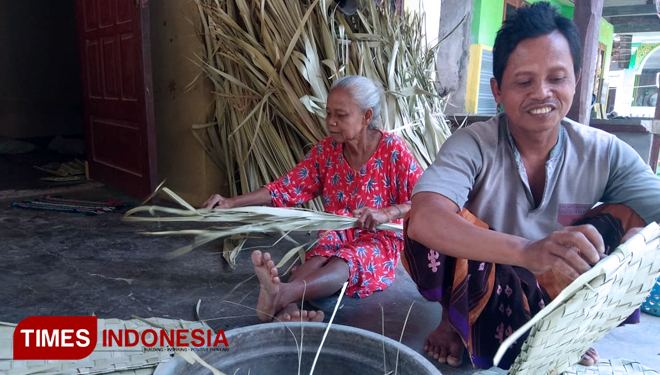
left=153, top=322, right=442, bottom=375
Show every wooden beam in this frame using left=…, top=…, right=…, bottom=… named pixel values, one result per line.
left=568, top=0, right=604, bottom=126
left=602, top=4, right=657, bottom=17
left=608, top=16, right=660, bottom=33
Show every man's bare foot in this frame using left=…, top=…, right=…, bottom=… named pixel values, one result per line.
left=424, top=318, right=464, bottom=367
left=252, top=250, right=282, bottom=322
left=578, top=347, right=599, bottom=366
left=274, top=303, right=325, bottom=322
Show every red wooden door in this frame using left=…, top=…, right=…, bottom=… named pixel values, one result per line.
left=74, top=0, right=157, bottom=198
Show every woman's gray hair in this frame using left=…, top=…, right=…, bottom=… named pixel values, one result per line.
left=330, top=75, right=384, bottom=129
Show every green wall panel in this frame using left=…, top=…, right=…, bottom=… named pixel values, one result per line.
left=471, top=0, right=611, bottom=49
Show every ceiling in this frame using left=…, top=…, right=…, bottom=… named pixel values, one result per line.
left=602, top=0, right=660, bottom=34
left=602, top=0, right=660, bottom=71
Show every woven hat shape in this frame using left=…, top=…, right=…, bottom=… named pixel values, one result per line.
left=492, top=222, right=660, bottom=375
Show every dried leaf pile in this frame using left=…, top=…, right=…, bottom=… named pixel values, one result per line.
left=133, top=0, right=452, bottom=267
left=191, top=0, right=451, bottom=210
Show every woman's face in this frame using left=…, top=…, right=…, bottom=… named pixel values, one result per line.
left=325, top=86, right=373, bottom=143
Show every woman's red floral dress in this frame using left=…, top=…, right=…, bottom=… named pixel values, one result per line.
left=265, top=131, right=421, bottom=297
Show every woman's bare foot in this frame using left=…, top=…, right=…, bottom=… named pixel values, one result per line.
left=578, top=347, right=599, bottom=366
left=306, top=309, right=325, bottom=322
left=274, top=303, right=325, bottom=322
left=424, top=318, right=464, bottom=367
left=252, top=250, right=282, bottom=322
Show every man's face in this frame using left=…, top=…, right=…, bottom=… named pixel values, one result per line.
left=490, top=31, right=578, bottom=134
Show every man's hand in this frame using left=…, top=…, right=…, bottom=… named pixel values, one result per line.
left=203, top=194, right=234, bottom=209
left=352, top=207, right=389, bottom=230
left=521, top=224, right=605, bottom=279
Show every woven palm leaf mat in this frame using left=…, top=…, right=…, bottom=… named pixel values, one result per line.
left=10, top=196, right=129, bottom=216
left=0, top=317, right=212, bottom=375
left=476, top=359, right=659, bottom=375
left=475, top=222, right=660, bottom=375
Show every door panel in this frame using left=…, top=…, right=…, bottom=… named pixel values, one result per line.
left=75, top=0, right=156, bottom=198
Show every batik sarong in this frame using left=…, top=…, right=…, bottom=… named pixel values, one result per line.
left=402, top=204, right=645, bottom=369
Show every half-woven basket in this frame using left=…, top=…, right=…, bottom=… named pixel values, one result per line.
left=484, top=222, right=660, bottom=375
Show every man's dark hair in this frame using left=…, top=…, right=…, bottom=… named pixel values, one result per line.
left=492, top=1, right=581, bottom=86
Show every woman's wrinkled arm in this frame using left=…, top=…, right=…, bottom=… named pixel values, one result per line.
left=202, top=187, right=272, bottom=209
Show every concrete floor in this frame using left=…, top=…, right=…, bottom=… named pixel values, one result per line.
left=1, top=184, right=659, bottom=374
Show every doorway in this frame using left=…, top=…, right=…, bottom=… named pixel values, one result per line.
left=0, top=0, right=87, bottom=192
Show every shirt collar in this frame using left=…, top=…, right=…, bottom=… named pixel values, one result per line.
left=501, top=114, right=566, bottom=164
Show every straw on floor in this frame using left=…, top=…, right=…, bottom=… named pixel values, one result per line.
left=11, top=196, right=127, bottom=216
left=0, top=318, right=212, bottom=375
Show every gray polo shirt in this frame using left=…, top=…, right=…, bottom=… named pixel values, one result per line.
left=413, top=114, right=660, bottom=240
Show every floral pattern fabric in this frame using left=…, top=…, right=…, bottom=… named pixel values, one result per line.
left=265, top=131, right=421, bottom=297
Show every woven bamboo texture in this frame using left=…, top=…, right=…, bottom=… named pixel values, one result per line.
left=476, top=360, right=660, bottom=375
left=0, top=317, right=211, bottom=375
left=475, top=222, right=660, bottom=375
left=563, top=359, right=659, bottom=375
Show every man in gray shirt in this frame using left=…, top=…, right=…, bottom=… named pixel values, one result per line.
left=403, top=1, right=660, bottom=370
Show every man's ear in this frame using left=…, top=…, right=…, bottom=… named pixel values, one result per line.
left=574, top=69, right=582, bottom=88
left=490, top=77, right=502, bottom=104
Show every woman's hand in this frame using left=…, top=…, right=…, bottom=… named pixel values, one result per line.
left=202, top=188, right=273, bottom=209
left=352, top=207, right=390, bottom=230
left=203, top=194, right=234, bottom=209
left=520, top=224, right=605, bottom=279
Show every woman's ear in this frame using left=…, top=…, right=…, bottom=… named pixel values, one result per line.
left=363, top=108, right=374, bottom=126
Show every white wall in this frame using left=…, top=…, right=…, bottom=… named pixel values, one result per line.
left=612, top=68, right=656, bottom=118
left=404, top=0, right=441, bottom=45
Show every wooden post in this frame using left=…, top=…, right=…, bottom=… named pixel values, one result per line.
left=567, top=0, right=604, bottom=126
left=655, top=80, right=660, bottom=121
left=652, top=53, right=660, bottom=173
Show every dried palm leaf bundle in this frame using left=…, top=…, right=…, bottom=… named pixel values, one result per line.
left=124, top=187, right=401, bottom=268
left=192, top=0, right=451, bottom=210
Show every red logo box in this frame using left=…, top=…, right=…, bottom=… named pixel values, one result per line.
left=13, top=316, right=98, bottom=360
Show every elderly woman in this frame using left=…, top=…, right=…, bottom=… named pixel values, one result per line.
left=204, top=75, right=421, bottom=322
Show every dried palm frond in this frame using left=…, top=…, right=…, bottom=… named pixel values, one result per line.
left=222, top=236, right=247, bottom=269
left=142, top=1, right=451, bottom=267
left=124, top=187, right=401, bottom=266
left=192, top=0, right=451, bottom=210
left=125, top=204, right=402, bottom=232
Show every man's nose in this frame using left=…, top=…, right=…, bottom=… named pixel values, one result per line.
left=530, top=80, right=552, bottom=99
